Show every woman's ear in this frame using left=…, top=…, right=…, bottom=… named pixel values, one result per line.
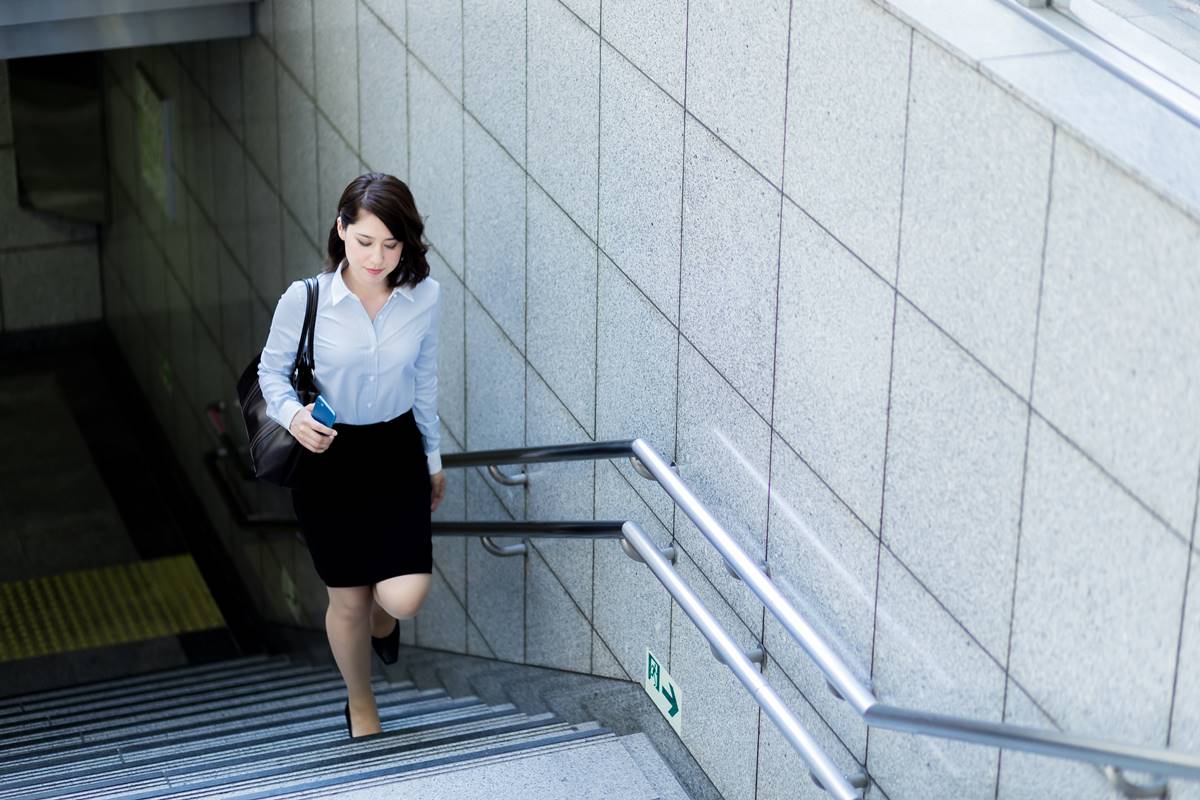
left=335, top=217, right=345, bottom=240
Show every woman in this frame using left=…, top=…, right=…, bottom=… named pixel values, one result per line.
left=258, top=172, right=446, bottom=739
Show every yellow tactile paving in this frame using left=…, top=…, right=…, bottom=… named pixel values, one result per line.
left=0, top=555, right=225, bottom=662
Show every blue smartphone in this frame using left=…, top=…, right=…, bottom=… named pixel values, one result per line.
left=311, top=395, right=337, bottom=427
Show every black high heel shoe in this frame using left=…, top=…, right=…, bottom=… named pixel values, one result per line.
left=371, top=620, right=400, bottom=665
left=343, top=701, right=353, bottom=738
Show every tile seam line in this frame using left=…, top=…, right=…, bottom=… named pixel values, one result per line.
left=360, top=0, right=405, bottom=47
left=554, top=0, right=686, bottom=109
left=458, top=280, right=592, bottom=442
left=778, top=185, right=1197, bottom=529
left=1165, top=451, right=1200, bottom=744
left=594, top=0, right=603, bottom=443
left=1029, top=407, right=1194, bottom=549
left=117, top=139, right=272, bottom=328
left=668, top=0, right=687, bottom=667
left=588, top=0, right=600, bottom=671
left=196, top=22, right=358, bottom=212
left=402, top=0, right=411, bottom=183
left=404, top=0, right=785, bottom=213
left=891, top=18, right=1200, bottom=228
left=309, top=0, right=321, bottom=278
left=457, top=61, right=890, bottom=411
left=976, top=61, right=1200, bottom=229
left=460, top=471, right=511, bottom=660
left=996, top=121, right=1057, bottom=800
left=757, top=0, right=796, bottom=790
left=104, top=174, right=256, bottom=420
left=441, top=16, right=678, bottom=208
left=129, top=54, right=323, bottom=275
left=867, top=24, right=915, bottom=781
left=525, top=540, right=598, bottom=659
left=107, top=136, right=235, bottom=373
left=163, top=44, right=286, bottom=216
left=779, top=178, right=1200, bottom=552
left=356, top=0, right=362, bottom=159
left=519, top=89, right=1185, bottom=555
left=271, top=3, right=287, bottom=302
left=425, top=555, right=500, bottom=662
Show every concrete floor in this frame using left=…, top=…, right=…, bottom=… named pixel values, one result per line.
left=0, top=372, right=140, bottom=581
left=0, top=325, right=254, bottom=698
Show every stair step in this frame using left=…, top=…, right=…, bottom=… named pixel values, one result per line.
left=112, top=721, right=613, bottom=800
left=168, top=715, right=574, bottom=789
left=0, top=653, right=696, bottom=800
left=0, top=681, right=417, bottom=765
left=232, top=731, right=623, bottom=800
left=0, top=657, right=286, bottom=712
left=0, top=697, right=505, bottom=792
left=303, top=735, right=663, bottom=800
left=121, top=696, right=491, bottom=762
left=13, top=709, right=541, bottom=800
left=617, top=733, right=693, bottom=800
left=0, top=665, right=331, bottom=733
left=0, top=673, right=377, bottom=745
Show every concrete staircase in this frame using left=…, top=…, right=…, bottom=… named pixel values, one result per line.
left=0, top=655, right=693, bottom=800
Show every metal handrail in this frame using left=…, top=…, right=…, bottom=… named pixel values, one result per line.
left=203, top=451, right=630, bottom=543
left=200, top=435, right=861, bottom=792
left=992, top=0, right=1200, bottom=128
left=622, top=520, right=862, bottom=800
left=443, top=438, right=1200, bottom=795
left=202, top=398, right=1200, bottom=795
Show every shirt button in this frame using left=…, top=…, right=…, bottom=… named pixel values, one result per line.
left=369, top=375, right=375, bottom=381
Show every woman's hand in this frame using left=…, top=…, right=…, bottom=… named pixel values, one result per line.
left=288, top=404, right=337, bottom=453
left=430, top=471, right=447, bottom=512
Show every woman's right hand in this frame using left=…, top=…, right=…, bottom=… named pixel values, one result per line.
left=289, top=404, right=338, bottom=453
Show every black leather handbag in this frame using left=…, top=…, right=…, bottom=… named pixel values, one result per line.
left=236, top=276, right=319, bottom=488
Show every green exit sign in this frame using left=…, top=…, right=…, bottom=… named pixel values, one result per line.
left=644, top=647, right=681, bottom=735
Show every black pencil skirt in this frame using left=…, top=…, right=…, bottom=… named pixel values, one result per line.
left=290, top=410, right=433, bottom=587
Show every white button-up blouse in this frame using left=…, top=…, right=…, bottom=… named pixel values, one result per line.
left=257, top=264, right=442, bottom=474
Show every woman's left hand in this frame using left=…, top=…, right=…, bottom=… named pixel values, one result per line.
left=430, top=471, right=447, bottom=512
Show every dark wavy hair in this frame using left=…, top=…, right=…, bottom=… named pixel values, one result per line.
left=324, top=172, right=430, bottom=288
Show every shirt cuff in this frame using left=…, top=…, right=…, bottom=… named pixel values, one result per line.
left=278, top=399, right=305, bottom=432
left=426, top=449, right=442, bottom=475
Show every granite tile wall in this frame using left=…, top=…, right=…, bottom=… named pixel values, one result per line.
left=0, top=62, right=102, bottom=334
left=98, top=0, right=1200, bottom=797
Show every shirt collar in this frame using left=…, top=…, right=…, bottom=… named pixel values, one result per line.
left=331, top=262, right=415, bottom=305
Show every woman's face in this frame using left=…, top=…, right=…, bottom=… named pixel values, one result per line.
left=337, top=210, right=403, bottom=290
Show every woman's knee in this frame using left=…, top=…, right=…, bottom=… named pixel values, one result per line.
left=373, top=574, right=432, bottom=619
left=326, top=586, right=373, bottom=621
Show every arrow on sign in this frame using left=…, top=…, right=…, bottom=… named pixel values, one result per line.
left=661, top=682, right=679, bottom=717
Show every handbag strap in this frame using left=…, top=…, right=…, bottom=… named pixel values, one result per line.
left=293, top=276, right=319, bottom=375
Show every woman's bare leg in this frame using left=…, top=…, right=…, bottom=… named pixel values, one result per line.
left=372, top=573, right=433, bottom=630
left=370, top=600, right=397, bottom=638
left=325, top=585, right=382, bottom=737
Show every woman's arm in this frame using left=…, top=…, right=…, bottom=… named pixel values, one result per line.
left=257, top=281, right=309, bottom=431
left=412, top=286, right=442, bottom=475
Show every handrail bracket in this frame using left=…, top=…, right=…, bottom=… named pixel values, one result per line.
left=1105, top=766, right=1169, bottom=799
left=487, top=464, right=528, bottom=486
left=480, top=536, right=528, bottom=557
left=620, top=537, right=676, bottom=564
